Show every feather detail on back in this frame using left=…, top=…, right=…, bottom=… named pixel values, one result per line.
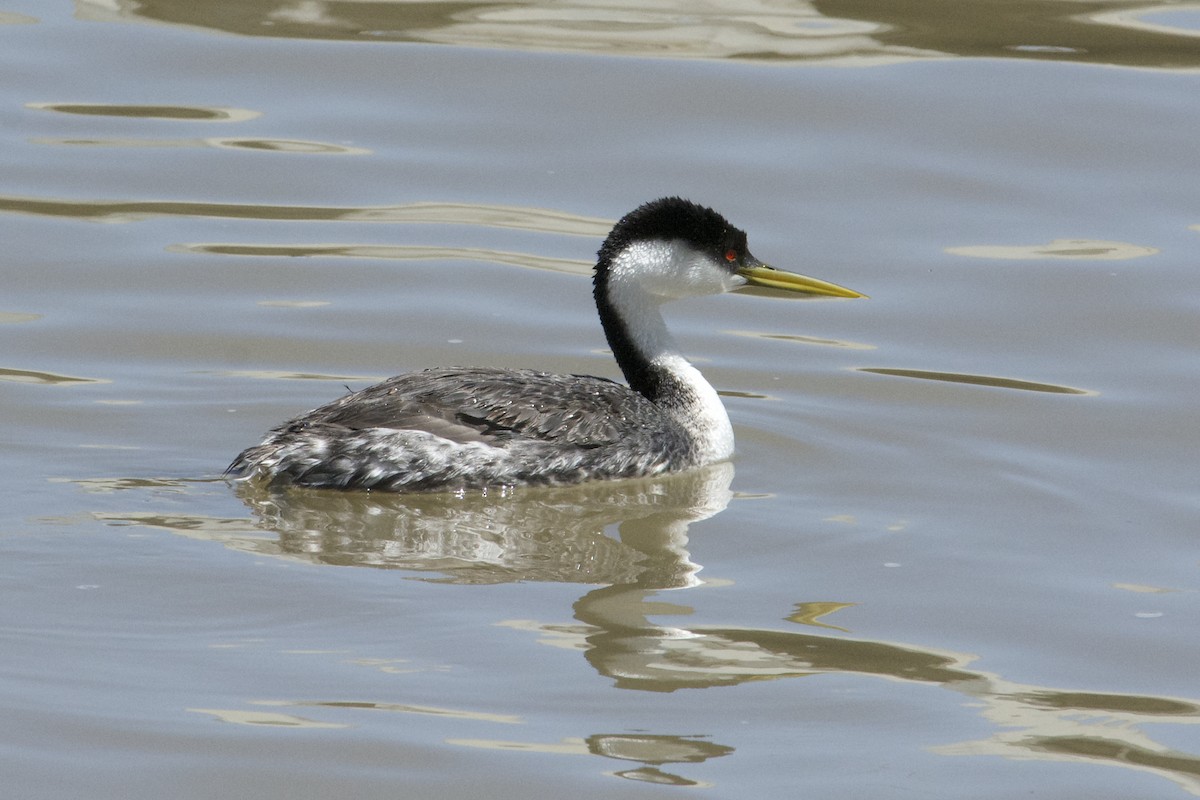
left=227, top=367, right=697, bottom=491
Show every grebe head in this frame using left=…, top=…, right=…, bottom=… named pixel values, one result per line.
left=590, top=197, right=862, bottom=402
left=594, top=197, right=863, bottom=303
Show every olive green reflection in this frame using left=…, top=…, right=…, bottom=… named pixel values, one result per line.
left=444, top=731, right=734, bottom=786
left=1028, top=736, right=1200, bottom=784
left=0, top=367, right=107, bottom=385
left=85, top=0, right=1200, bottom=68
left=173, top=243, right=590, bottom=276
left=860, top=368, right=1092, bottom=395
left=0, top=194, right=610, bottom=236
left=587, top=734, right=734, bottom=786
left=33, top=137, right=369, bottom=154
left=28, top=102, right=256, bottom=120
left=815, top=0, right=1200, bottom=69
left=541, top=584, right=1200, bottom=793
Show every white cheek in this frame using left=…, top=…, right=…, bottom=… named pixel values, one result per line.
left=678, top=255, right=734, bottom=295
left=716, top=263, right=748, bottom=293
left=609, top=240, right=739, bottom=300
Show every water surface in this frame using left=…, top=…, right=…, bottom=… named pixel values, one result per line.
left=2, top=1, right=1199, bottom=797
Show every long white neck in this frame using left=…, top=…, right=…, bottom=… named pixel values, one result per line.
left=597, top=243, right=736, bottom=464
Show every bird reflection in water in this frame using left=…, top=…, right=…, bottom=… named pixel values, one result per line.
left=129, top=467, right=1200, bottom=792
left=233, top=460, right=734, bottom=587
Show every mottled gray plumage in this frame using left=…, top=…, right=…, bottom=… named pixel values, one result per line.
left=228, top=366, right=696, bottom=491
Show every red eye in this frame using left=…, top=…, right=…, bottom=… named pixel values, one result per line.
left=724, top=249, right=738, bottom=262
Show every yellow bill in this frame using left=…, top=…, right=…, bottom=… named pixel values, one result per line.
left=738, top=263, right=865, bottom=298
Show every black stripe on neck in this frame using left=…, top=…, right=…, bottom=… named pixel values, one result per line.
left=593, top=255, right=663, bottom=402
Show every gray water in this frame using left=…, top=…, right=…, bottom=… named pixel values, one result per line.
left=3, top=1, right=1199, bottom=797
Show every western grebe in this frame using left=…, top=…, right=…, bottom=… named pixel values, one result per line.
left=226, top=197, right=862, bottom=492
